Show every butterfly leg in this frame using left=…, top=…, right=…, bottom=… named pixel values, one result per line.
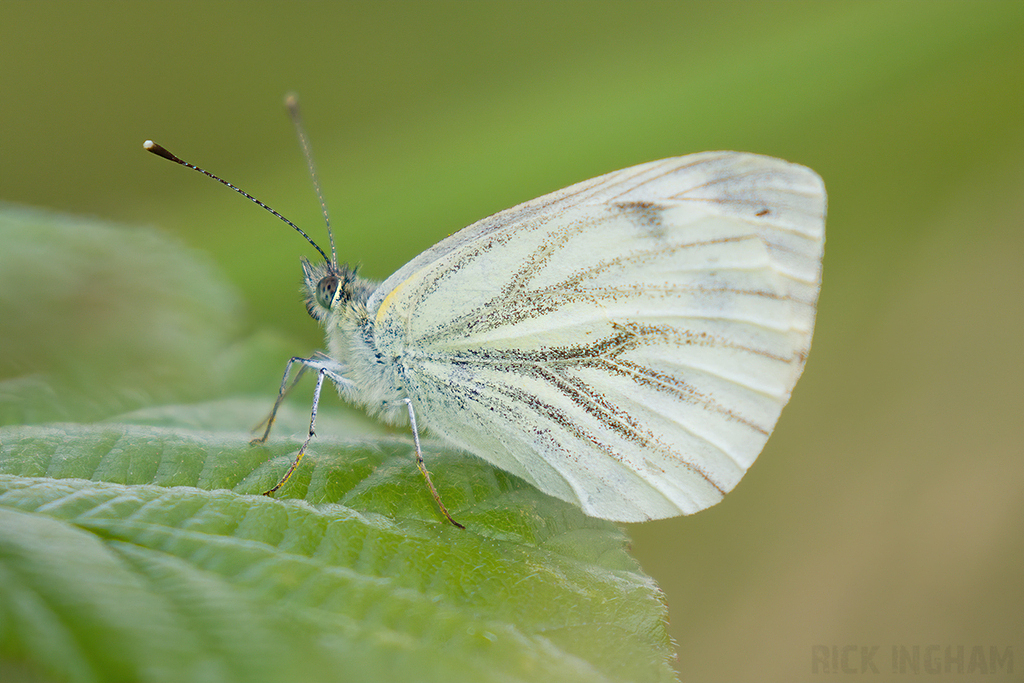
left=251, top=356, right=310, bottom=444
left=401, top=398, right=465, bottom=529
left=261, top=362, right=331, bottom=496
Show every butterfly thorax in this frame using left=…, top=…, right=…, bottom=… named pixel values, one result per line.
left=300, top=257, right=409, bottom=423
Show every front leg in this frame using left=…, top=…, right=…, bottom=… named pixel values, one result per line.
left=254, top=356, right=353, bottom=495
left=251, top=356, right=310, bottom=445
left=262, top=365, right=328, bottom=496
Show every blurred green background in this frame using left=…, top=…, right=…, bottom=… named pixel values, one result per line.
left=2, top=1, right=1021, bottom=680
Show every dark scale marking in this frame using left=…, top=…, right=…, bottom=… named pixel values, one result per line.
left=447, top=354, right=726, bottom=494
left=412, top=321, right=767, bottom=489
left=417, top=233, right=786, bottom=345
left=407, top=227, right=522, bottom=306
left=473, top=365, right=722, bottom=492
left=554, top=369, right=691, bottom=458
left=528, top=363, right=651, bottom=447
left=412, top=209, right=662, bottom=340
left=612, top=358, right=770, bottom=436
left=554, top=234, right=760, bottom=291
left=614, top=200, right=664, bottom=236
left=561, top=359, right=749, bottom=474
left=421, top=279, right=792, bottom=347
left=411, top=316, right=781, bottom=444
left=495, top=213, right=590, bottom=302
left=564, top=341, right=769, bottom=440
left=406, top=168, right=801, bottom=342
left=614, top=321, right=795, bottom=363
left=413, top=315, right=790, bottom=372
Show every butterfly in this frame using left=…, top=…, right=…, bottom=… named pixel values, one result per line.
left=146, top=105, right=825, bottom=528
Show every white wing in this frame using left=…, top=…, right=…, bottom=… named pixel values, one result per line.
left=370, top=152, right=825, bottom=522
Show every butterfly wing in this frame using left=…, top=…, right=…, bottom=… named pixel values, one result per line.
left=370, top=152, right=825, bottom=522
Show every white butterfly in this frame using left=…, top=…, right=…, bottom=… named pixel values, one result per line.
left=147, top=125, right=825, bottom=527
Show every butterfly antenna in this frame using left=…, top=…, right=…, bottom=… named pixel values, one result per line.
left=143, top=140, right=331, bottom=264
left=285, top=94, right=338, bottom=269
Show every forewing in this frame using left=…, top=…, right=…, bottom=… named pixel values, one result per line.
left=372, top=152, right=825, bottom=521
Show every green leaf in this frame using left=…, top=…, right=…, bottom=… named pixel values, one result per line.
left=0, top=206, right=676, bottom=682
left=1, top=410, right=675, bottom=683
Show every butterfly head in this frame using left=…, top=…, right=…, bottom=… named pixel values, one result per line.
left=301, top=257, right=365, bottom=322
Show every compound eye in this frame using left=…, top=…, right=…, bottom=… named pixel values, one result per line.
left=315, top=275, right=339, bottom=309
